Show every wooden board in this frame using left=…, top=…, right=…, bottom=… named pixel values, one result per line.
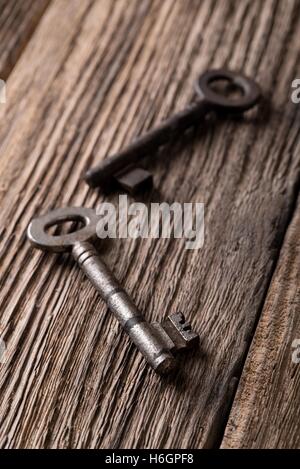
left=0, top=0, right=50, bottom=79
left=221, top=194, right=300, bottom=449
left=0, top=0, right=300, bottom=448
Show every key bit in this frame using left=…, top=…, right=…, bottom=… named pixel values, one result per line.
left=162, top=312, right=199, bottom=350
left=115, top=166, right=153, bottom=195
left=85, top=69, right=261, bottom=193
left=27, top=207, right=199, bottom=375
left=152, top=312, right=199, bottom=353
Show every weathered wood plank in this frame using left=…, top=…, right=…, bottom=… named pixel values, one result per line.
left=221, top=194, right=300, bottom=449
left=0, top=0, right=300, bottom=448
left=0, top=0, right=51, bottom=79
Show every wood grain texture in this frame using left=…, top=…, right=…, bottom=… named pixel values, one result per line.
left=0, top=0, right=51, bottom=79
left=0, top=0, right=300, bottom=448
left=221, top=194, right=300, bottom=449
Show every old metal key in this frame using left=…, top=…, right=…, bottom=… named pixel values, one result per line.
left=27, top=207, right=198, bottom=374
left=85, top=69, right=261, bottom=193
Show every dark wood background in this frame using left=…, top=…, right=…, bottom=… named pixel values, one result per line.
left=0, top=0, right=299, bottom=448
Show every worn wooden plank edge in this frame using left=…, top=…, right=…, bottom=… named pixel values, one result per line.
left=221, top=191, right=300, bottom=448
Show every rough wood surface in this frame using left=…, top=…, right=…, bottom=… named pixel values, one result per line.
left=221, top=195, right=300, bottom=449
left=0, top=0, right=50, bottom=79
left=0, top=0, right=300, bottom=448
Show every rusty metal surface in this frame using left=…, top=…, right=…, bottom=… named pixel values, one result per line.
left=27, top=207, right=199, bottom=374
left=85, top=69, right=261, bottom=192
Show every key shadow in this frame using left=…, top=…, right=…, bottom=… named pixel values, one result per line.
left=155, top=342, right=209, bottom=390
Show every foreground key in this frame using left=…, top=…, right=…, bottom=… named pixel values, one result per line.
left=27, top=207, right=199, bottom=374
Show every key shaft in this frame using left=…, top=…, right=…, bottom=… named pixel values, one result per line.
left=85, top=101, right=209, bottom=188
left=85, top=69, right=261, bottom=192
left=72, top=241, right=176, bottom=373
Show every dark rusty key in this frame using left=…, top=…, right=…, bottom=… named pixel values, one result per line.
left=27, top=207, right=199, bottom=374
left=85, top=69, right=261, bottom=193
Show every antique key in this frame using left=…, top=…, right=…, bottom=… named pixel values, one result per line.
left=85, top=69, right=261, bottom=193
left=27, top=207, right=198, bottom=374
